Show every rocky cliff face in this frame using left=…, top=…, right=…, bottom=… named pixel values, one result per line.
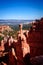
left=0, top=25, right=13, bottom=33
left=28, top=18, right=43, bottom=57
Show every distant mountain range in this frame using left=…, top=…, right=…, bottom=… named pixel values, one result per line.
left=0, top=20, right=33, bottom=25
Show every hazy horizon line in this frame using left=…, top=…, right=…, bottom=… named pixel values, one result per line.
left=0, top=17, right=42, bottom=20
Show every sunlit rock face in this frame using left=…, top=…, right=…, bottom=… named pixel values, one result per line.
left=0, top=25, right=13, bottom=33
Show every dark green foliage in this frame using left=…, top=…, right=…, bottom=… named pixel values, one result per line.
left=0, top=36, right=4, bottom=41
